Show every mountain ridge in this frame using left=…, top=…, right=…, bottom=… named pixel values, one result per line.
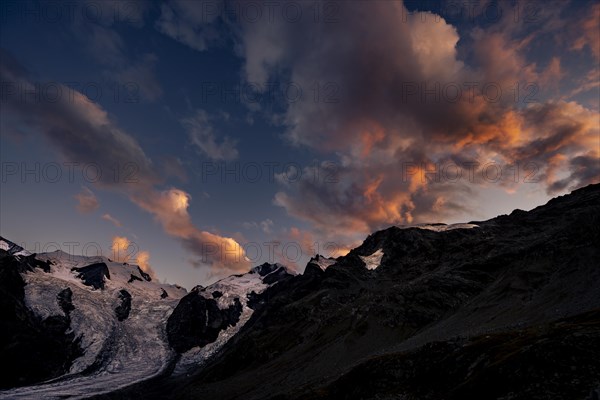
left=161, top=183, right=600, bottom=400
left=1, top=183, right=599, bottom=399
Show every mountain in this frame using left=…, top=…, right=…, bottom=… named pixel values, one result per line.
left=127, top=183, right=600, bottom=400
left=0, top=241, right=293, bottom=399
left=1, top=184, right=599, bottom=399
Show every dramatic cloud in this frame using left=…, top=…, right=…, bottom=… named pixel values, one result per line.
left=152, top=0, right=598, bottom=248
left=219, top=1, right=599, bottom=242
left=273, top=161, right=475, bottom=240
left=0, top=50, right=249, bottom=274
left=3, top=0, right=598, bottom=279
left=182, top=110, right=239, bottom=161
left=263, top=226, right=351, bottom=272
left=75, top=187, right=99, bottom=214
left=130, top=188, right=249, bottom=273
left=102, top=213, right=123, bottom=228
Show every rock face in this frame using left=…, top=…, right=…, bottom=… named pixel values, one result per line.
left=137, top=266, right=152, bottom=282
left=57, top=288, right=75, bottom=314
left=128, top=274, right=143, bottom=283
left=167, top=295, right=243, bottom=353
left=72, top=262, right=110, bottom=290
left=115, top=289, right=132, bottom=321
left=0, top=250, right=82, bottom=389
left=164, top=184, right=600, bottom=400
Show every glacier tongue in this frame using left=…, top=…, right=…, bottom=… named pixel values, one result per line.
left=1, top=250, right=187, bottom=400
left=0, top=243, right=292, bottom=399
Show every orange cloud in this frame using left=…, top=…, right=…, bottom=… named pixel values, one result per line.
left=135, top=250, right=157, bottom=280
left=131, top=188, right=250, bottom=274
left=111, top=236, right=157, bottom=279
left=111, top=236, right=132, bottom=262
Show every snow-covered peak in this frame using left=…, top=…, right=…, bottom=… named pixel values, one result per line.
left=199, top=263, right=293, bottom=308
left=360, top=249, right=384, bottom=270
left=202, top=270, right=268, bottom=305
left=0, top=240, right=190, bottom=399
left=32, top=250, right=186, bottom=299
left=1, top=240, right=295, bottom=396
left=172, top=262, right=294, bottom=374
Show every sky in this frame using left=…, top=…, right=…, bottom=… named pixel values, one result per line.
left=0, top=0, right=598, bottom=288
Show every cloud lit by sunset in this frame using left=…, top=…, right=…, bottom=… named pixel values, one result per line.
left=1, top=0, right=598, bottom=286
left=1, top=1, right=599, bottom=398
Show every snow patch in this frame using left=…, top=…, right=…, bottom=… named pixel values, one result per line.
left=360, top=249, right=384, bottom=270
left=311, top=255, right=336, bottom=270
left=398, top=223, right=479, bottom=232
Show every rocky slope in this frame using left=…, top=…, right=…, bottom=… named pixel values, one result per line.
left=155, top=183, right=599, bottom=400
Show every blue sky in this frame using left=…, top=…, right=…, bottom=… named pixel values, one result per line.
left=1, top=0, right=598, bottom=288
